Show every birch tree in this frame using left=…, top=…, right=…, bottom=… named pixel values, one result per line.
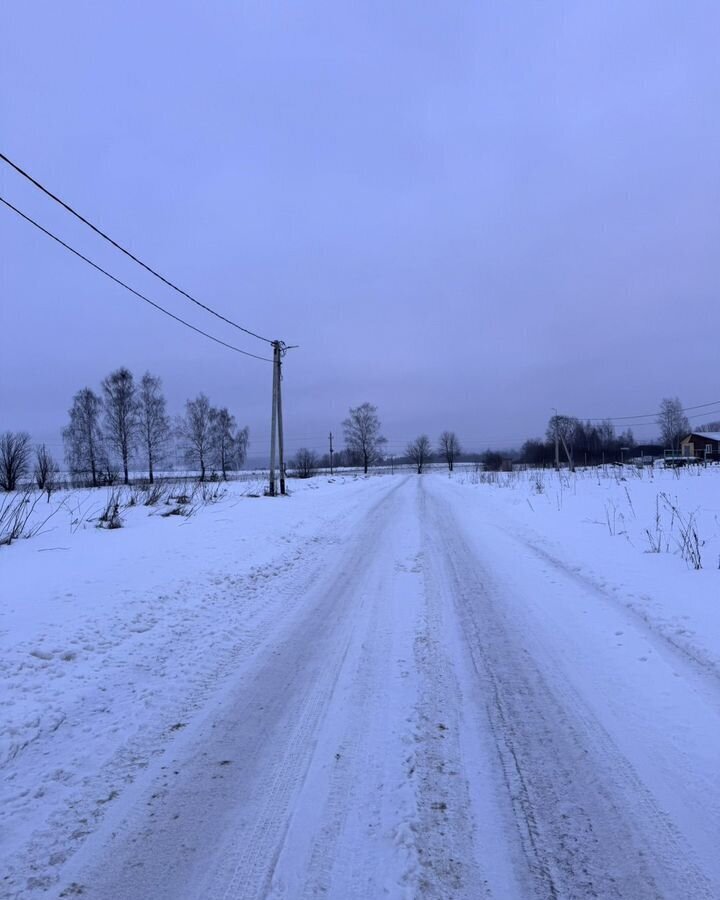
left=102, top=367, right=138, bottom=485
left=343, top=403, right=386, bottom=474
left=657, top=397, right=690, bottom=452
left=64, top=388, right=104, bottom=486
left=210, top=407, right=236, bottom=480
left=235, top=426, right=249, bottom=469
left=34, top=444, right=59, bottom=496
left=407, top=435, right=432, bottom=474
left=137, top=372, right=169, bottom=484
left=438, top=431, right=461, bottom=472
left=180, top=393, right=214, bottom=481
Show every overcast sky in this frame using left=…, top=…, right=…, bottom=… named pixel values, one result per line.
left=2, top=1, right=719, bottom=460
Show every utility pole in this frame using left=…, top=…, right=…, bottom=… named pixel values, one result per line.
left=276, top=343, right=286, bottom=496
left=552, top=407, right=560, bottom=470
left=268, top=342, right=279, bottom=496
left=268, top=340, right=296, bottom=497
left=329, top=431, right=334, bottom=475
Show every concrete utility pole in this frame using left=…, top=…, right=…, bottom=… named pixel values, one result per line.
left=552, top=407, right=560, bottom=470
left=268, top=340, right=296, bottom=497
left=329, top=431, right=334, bottom=475
left=268, top=342, right=279, bottom=496
left=276, top=343, right=286, bottom=496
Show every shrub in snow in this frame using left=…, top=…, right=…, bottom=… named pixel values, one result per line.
left=97, top=489, right=123, bottom=530
left=0, top=488, right=59, bottom=546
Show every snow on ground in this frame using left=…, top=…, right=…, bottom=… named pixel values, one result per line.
left=1, top=466, right=719, bottom=899
left=450, top=464, right=720, bottom=672
left=1, top=475, right=392, bottom=897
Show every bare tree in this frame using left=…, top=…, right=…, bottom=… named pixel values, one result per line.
left=64, top=388, right=104, bottom=486
left=137, top=372, right=169, bottom=484
left=34, top=444, right=59, bottom=497
left=235, top=426, right=249, bottom=469
left=180, top=393, right=214, bottom=481
left=0, top=432, right=31, bottom=491
left=657, top=397, right=690, bottom=452
left=102, top=367, right=139, bottom=485
left=546, top=414, right=579, bottom=470
left=438, top=431, right=461, bottom=472
left=343, top=402, right=386, bottom=474
left=292, top=448, right=318, bottom=478
left=407, top=435, right=432, bottom=474
left=210, top=407, right=237, bottom=480
left=481, top=450, right=504, bottom=471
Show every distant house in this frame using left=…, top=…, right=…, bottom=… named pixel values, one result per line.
left=680, top=432, right=720, bottom=461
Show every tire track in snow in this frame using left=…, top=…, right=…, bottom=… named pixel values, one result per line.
left=8, top=537, right=338, bottom=900
left=212, top=652, right=354, bottom=900
left=56, top=479, right=409, bottom=900
left=267, top=479, right=426, bottom=899
left=422, top=479, right=717, bottom=900
left=413, top=479, right=491, bottom=898
left=290, top=596, right=389, bottom=898
left=196, top=478, right=414, bottom=900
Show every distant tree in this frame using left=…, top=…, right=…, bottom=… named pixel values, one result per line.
left=546, top=414, right=579, bottom=470
left=407, top=435, right=432, bottom=474
left=64, top=388, right=104, bottom=486
left=657, top=397, right=690, bottom=452
left=0, top=431, right=31, bottom=491
left=102, top=367, right=138, bottom=485
left=293, top=448, right=318, bottom=478
left=519, top=439, right=549, bottom=466
left=137, top=372, right=170, bottom=484
left=34, top=444, right=59, bottom=496
left=180, top=393, right=214, bottom=481
left=438, top=431, right=461, bottom=472
left=235, top=426, right=249, bottom=469
left=210, top=407, right=237, bottom=480
left=343, top=402, right=386, bottom=474
left=332, top=447, right=352, bottom=469
left=597, top=419, right=616, bottom=453
left=617, top=428, right=636, bottom=450
left=481, top=450, right=504, bottom=471
left=697, top=420, right=720, bottom=432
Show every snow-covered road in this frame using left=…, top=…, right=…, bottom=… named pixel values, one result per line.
left=5, top=474, right=720, bottom=899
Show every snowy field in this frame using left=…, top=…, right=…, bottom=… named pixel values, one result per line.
left=1, top=466, right=719, bottom=899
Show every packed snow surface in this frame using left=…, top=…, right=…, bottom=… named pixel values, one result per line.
left=1, top=467, right=719, bottom=899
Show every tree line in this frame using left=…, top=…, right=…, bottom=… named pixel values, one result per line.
left=0, top=367, right=249, bottom=492
left=4, top=392, right=711, bottom=492
left=289, top=395, right=709, bottom=479
left=518, top=397, right=707, bottom=469
left=292, top=402, right=462, bottom=477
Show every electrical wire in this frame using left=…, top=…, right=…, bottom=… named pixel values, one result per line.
left=0, top=151, right=273, bottom=344
left=0, top=196, right=272, bottom=363
left=581, top=399, right=720, bottom=422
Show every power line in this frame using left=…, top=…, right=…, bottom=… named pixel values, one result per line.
left=0, top=151, right=273, bottom=345
left=581, top=399, right=720, bottom=422
left=0, top=196, right=272, bottom=363
left=689, top=407, right=720, bottom=422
